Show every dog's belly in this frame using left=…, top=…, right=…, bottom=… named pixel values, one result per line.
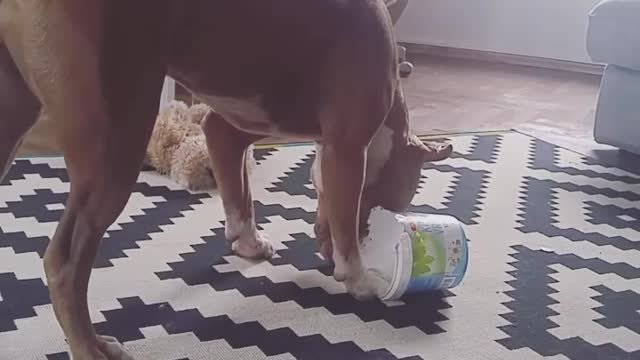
left=195, top=93, right=277, bottom=136
left=194, top=92, right=322, bottom=139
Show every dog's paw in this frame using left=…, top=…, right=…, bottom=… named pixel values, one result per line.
left=97, top=335, right=135, bottom=360
left=344, top=268, right=388, bottom=301
left=332, top=253, right=387, bottom=300
left=232, top=233, right=274, bottom=260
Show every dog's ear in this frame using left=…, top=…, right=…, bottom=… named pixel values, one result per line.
left=421, top=141, right=453, bottom=162
left=407, top=134, right=453, bottom=163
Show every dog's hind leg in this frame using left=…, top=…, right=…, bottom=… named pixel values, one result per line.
left=0, top=45, right=41, bottom=180
left=3, top=1, right=170, bottom=358
left=202, top=112, right=273, bottom=259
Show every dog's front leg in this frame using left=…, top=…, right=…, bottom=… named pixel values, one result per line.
left=311, top=143, right=334, bottom=260
left=202, top=112, right=273, bottom=259
left=320, top=140, right=388, bottom=300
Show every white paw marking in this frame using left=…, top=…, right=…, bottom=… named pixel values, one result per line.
left=365, top=125, right=394, bottom=186
left=225, top=210, right=274, bottom=259
left=231, top=232, right=274, bottom=259
left=332, top=246, right=349, bottom=282
left=224, top=210, right=251, bottom=241
left=332, top=246, right=387, bottom=300
left=345, top=268, right=388, bottom=301
left=97, top=335, right=135, bottom=360
left=311, top=143, right=324, bottom=193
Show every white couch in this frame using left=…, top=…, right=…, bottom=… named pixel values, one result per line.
left=587, top=0, right=640, bottom=154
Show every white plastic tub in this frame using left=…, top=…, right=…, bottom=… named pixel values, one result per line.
left=360, top=207, right=470, bottom=301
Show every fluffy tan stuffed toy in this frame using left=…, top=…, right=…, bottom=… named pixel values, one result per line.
left=145, top=100, right=256, bottom=191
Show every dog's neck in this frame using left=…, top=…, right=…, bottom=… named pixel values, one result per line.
left=360, top=86, right=444, bottom=235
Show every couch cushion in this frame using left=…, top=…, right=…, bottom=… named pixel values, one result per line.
left=594, top=65, right=640, bottom=154
left=587, top=0, right=640, bottom=70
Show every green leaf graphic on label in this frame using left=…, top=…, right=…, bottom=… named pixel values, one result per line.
left=410, top=228, right=436, bottom=277
left=413, top=261, right=431, bottom=275
left=413, top=239, right=426, bottom=254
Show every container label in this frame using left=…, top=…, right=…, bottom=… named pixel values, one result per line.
left=402, top=217, right=468, bottom=293
left=359, top=207, right=469, bottom=301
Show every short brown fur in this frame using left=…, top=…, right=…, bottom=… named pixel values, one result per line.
left=0, top=1, right=450, bottom=358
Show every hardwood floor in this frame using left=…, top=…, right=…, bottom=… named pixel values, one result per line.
left=16, top=54, right=602, bottom=156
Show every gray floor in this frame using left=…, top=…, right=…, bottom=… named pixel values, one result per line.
left=398, top=55, right=640, bottom=168
left=402, top=55, right=602, bottom=139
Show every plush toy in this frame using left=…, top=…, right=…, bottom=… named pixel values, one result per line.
left=145, top=100, right=256, bottom=191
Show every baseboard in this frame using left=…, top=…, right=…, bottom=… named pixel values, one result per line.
left=402, top=43, right=605, bottom=76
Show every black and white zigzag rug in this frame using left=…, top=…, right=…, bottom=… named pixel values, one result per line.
left=1, top=131, right=639, bottom=360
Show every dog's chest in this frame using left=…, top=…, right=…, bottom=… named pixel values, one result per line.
left=196, top=94, right=276, bottom=135
left=365, top=125, right=394, bottom=185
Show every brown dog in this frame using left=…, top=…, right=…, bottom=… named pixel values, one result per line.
left=0, top=0, right=451, bottom=358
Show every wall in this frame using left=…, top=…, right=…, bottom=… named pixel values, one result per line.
left=394, top=0, right=603, bottom=63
